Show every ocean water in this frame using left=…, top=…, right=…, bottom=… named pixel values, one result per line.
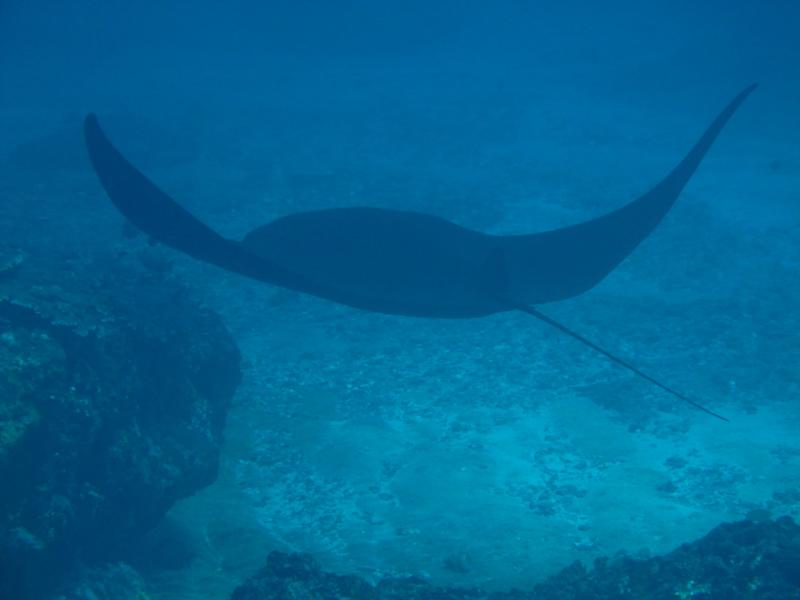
left=1, top=1, right=799, bottom=598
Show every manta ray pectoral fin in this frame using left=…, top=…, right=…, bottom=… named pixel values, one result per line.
left=85, top=115, right=236, bottom=266
left=84, top=114, right=306, bottom=290
left=510, top=302, right=729, bottom=421
left=500, top=84, right=757, bottom=304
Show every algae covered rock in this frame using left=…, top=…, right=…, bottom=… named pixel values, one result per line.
left=0, top=326, right=63, bottom=459
left=0, top=249, right=241, bottom=599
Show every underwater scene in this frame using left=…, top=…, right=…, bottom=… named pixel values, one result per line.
left=1, top=1, right=799, bottom=598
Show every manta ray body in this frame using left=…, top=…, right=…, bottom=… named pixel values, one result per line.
left=84, top=85, right=756, bottom=420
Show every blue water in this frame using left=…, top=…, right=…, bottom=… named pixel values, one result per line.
left=1, top=1, right=799, bottom=598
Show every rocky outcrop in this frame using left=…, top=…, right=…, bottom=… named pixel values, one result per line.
left=0, top=247, right=241, bottom=599
left=231, top=517, right=800, bottom=600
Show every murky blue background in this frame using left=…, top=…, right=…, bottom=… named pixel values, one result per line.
left=1, top=1, right=799, bottom=598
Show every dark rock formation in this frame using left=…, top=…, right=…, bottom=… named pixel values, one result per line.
left=0, top=247, right=241, bottom=599
left=533, top=517, right=800, bottom=600
left=232, top=553, right=378, bottom=600
left=231, top=517, right=800, bottom=600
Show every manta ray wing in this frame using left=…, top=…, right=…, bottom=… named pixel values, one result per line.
left=497, top=84, right=756, bottom=304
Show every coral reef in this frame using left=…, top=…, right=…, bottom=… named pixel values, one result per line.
left=0, top=247, right=241, bottom=599
left=231, top=517, right=800, bottom=600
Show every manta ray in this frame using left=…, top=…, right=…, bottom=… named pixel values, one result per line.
left=84, top=85, right=756, bottom=421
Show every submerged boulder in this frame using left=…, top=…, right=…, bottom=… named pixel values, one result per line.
left=0, top=248, right=241, bottom=599
left=532, top=516, right=800, bottom=600
left=231, top=553, right=379, bottom=600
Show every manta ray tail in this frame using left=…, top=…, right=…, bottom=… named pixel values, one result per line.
left=513, top=303, right=729, bottom=421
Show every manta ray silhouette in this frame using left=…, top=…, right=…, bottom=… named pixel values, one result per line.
left=84, top=85, right=756, bottom=421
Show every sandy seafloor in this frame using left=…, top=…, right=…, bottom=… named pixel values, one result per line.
left=2, top=52, right=800, bottom=598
